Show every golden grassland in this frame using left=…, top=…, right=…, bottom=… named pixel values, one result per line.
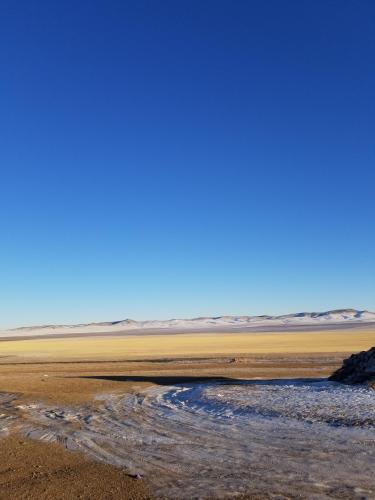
left=1, top=329, right=374, bottom=362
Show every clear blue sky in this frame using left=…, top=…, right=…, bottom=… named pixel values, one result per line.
left=0, top=1, right=374, bottom=328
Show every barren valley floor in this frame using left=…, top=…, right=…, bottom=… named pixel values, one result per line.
left=0, top=328, right=374, bottom=499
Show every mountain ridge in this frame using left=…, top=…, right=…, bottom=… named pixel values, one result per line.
left=2, top=308, right=375, bottom=337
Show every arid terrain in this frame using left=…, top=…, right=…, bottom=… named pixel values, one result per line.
left=1, top=327, right=375, bottom=362
left=1, top=327, right=374, bottom=499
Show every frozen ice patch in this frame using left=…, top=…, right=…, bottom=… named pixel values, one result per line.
left=2, top=381, right=375, bottom=498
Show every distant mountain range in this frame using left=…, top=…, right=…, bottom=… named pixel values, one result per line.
left=1, top=309, right=375, bottom=338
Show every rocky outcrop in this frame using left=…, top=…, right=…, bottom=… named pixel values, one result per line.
left=329, top=347, right=375, bottom=384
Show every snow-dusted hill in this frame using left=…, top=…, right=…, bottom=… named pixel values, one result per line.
left=1, top=309, right=375, bottom=338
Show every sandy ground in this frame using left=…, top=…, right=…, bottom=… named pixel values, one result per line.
left=0, top=435, right=150, bottom=500
left=0, top=328, right=374, bottom=499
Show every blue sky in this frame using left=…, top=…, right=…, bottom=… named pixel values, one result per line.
left=0, top=1, right=374, bottom=328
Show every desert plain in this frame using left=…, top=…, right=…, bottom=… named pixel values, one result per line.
left=1, top=326, right=374, bottom=499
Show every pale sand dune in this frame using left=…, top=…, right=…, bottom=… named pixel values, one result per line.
left=1, top=329, right=374, bottom=361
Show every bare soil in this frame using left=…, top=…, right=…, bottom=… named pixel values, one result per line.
left=0, top=349, right=367, bottom=499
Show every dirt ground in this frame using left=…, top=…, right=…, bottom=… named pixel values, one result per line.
left=0, top=330, right=374, bottom=499
left=0, top=435, right=150, bottom=500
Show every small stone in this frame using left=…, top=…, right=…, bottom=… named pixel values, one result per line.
left=129, top=473, right=143, bottom=480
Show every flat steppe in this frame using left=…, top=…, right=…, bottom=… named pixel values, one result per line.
left=1, top=327, right=374, bottom=362
left=0, top=327, right=374, bottom=499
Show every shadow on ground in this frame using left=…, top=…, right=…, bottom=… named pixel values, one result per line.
left=77, top=375, right=325, bottom=386
left=78, top=375, right=239, bottom=386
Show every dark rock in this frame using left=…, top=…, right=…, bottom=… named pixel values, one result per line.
left=329, top=346, right=375, bottom=384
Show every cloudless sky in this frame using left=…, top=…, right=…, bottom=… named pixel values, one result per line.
left=0, top=1, right=374, bottom=328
